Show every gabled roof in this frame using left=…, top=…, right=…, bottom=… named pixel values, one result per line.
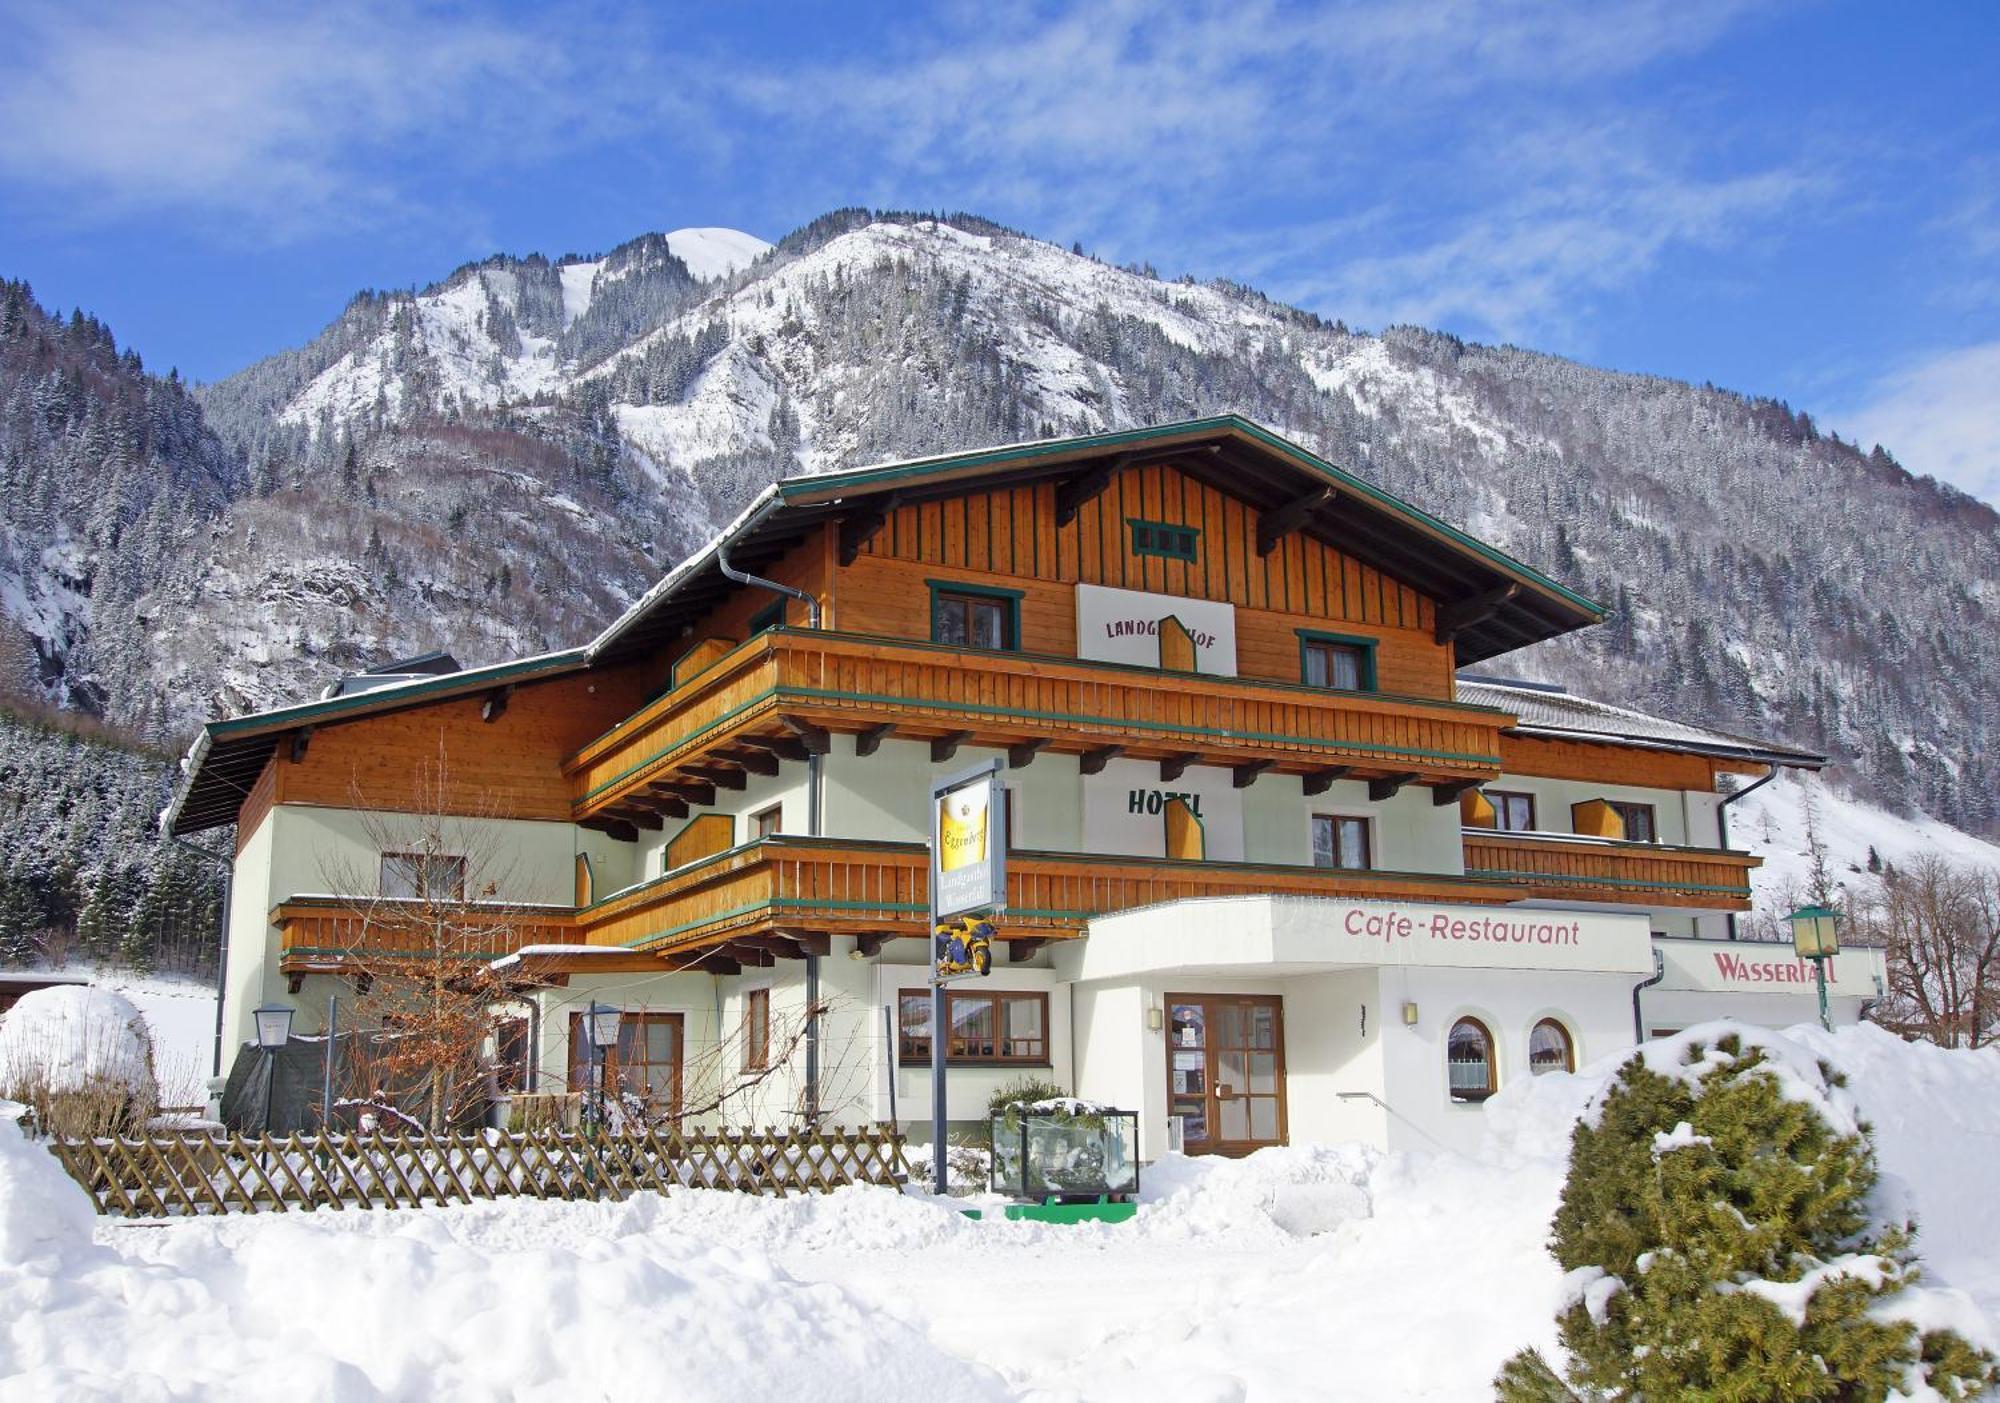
left=585, top=416, right=1607, bottom=668
left=168, top=417, right=1607, bottom=836
left=1457, top=676, right=1826, bottom=770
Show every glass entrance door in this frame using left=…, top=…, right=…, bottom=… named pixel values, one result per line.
left=1166, top=994, right=1287, bottom=1156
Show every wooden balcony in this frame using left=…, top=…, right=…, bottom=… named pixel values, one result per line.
left=564, top=628, right=1515, bottom=829
left=575, top=835, right=1521, bottom=966
left=1460, top=832, right=1761, bottom=909
left=274, top=899, right=577, bottom=979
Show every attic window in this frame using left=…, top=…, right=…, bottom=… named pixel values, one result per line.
left=1129, top=519, right=1199, bottom=563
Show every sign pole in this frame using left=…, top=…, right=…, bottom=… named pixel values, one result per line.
left=927, top=759, right=1007, bottom=1196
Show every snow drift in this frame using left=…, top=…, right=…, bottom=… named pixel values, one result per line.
left=1, top=1022, right=1994, bottom=1401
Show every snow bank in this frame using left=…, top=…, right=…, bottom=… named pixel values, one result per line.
left=1137, top=1143, right=1375, bottom=1242
left=0, top=985, right=155, bottom=1102
left=0, top=1125, right=1007, bottom=1401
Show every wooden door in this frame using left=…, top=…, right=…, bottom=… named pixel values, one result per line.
left=1166, top=994, right=1287, bottom=1155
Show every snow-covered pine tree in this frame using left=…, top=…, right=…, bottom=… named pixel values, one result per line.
left=1496, top=1030, right=1996, bottom=1401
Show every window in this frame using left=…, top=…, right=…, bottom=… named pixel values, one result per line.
left=1447, top=1017, right=1497, bottom=1103
left=1610, top=802, right=1657, bottom=843
left=898, top=989, right=1049, bottom=1064
left=751, top=803, right=782, bottom=839
left=1311, top=814, right=1373, bottom=870
left=1488, top=790, right=1537, bottom=833
left=1529, top=1019, right=1574, bottom=1076
left=379, top=852, right=466, bottom=901
left=568, top=1010, right=683, bottom=1113
left=929, top=582, right=1020, bottom=651
left=1128, top=518, right=1199, bottom=562
left=742, top=989, right=770, bottom=1072
left=493, top=1016, right=533, bottom=1094
left=1297, top=631, right=1377, bottom=692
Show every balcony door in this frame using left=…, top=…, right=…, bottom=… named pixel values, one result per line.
left=1166, top=994, right=1287, bottom=1156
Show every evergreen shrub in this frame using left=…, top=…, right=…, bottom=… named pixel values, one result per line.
left=1497, top=1029, right=1995, bottom=1402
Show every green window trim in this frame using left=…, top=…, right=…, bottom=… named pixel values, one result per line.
left=926, top=578, right=1024, bottom=651
left=1296, top=629, right=1379, bottom=693
left=748, top=600, right=784, bottom=636
left=1127, top=517, right=1200, bottom=563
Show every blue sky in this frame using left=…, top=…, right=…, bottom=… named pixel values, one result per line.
left=1, top=0, right=1996, bottom=501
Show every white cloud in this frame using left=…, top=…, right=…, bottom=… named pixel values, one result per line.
left=1839, top=343, right=2000, bottom=506
left=0, top=0, right=600, bottom=235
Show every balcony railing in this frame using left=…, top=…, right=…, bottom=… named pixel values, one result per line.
left=274, top=899, right=577, bottom=977
left=564, top=628, right=1515, bottom=823
left=1461, top=831, right=1761, bottom=909
left=578, top=835, right=1521, bottom=959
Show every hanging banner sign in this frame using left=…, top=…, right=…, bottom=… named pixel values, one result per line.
left=933, top=763, right=1008, bottom=922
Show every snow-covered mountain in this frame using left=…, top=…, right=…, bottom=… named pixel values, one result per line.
left=2, top=210, right=1999, bottom=974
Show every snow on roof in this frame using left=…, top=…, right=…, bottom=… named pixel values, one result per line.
left=1457, top=676, right=1825, bottom=768
left=0, top=972, right=90, bottom=987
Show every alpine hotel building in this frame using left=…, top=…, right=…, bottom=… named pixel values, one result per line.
left=169, top=418, right=1885, bottom=1158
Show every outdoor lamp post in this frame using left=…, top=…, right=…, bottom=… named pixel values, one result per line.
left=252, top=1003, right=294, bottom=1133
left=582, top=1002, right=622, bottom=1134
left=1788, top=904, right=1842, bottom=1033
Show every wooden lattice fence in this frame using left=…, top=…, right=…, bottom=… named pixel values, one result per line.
left=45, top=1125, right=909, bottom=1217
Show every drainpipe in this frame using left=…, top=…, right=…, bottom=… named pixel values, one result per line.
left=1715, top=768, right=1781, bottom=942
left=164, top=827, right=234, bottom=1078
left=1631, top=947, right=1666, bottom=1044
left=717, top=524, right=825, bottom=1122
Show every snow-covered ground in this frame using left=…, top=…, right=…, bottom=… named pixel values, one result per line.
left=2, top=1022, right=1992, bottom=1400
left=1735, top=772, right=2000, bottom=915
left=58, top=971, right=216, bottom=1105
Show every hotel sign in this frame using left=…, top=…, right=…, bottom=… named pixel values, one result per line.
left=932, top=763, right=1007, bottom=921
left=1081, top=756, right=1245, bottom=861
left=1076, top=584, right=1237, bottom=675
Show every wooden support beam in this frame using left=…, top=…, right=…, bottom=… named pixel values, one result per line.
left=630, top=792, right=689, bottom=821
left=1160, top=751, right=1200, bottom=782
left=1431, top=779, right=1483, bottom=806
left=931, top=730, right=974, bottom=763
left=719, top=943, right=774, bottom=968
left=481, top=685, right=512, bottom=723
left=656, top=780, right=717, bottom=808
left=853, top=932, right=891, bottom=958
left=1054, top=454, right=1127, bottom=528
left=779, top=715, right=830, bottom=754
left=1079, top=745, right=1125, bottom=776
left=1435, top=583, right=1520, bottom=644
left=1301, top=766, right=1352, bottom=796
left=606, top=805, right=664, bottom=831
left=289, top=727, right=312, bottom=763
left=718, top=747, right=780, bottom=777
left=637, top=787, right=690, bottom=820
left=1256, top=485, right=1336, bottom=556
left=1232, top=759, right=1276, bottom=789
left=684, top=764, right=748, bottom=791
left=604, top=819, right=639, bottom=843
left=1008, top=737, right=1051, bottom=769
left=742, top=735, right=810, bottom=763
left=837, top=493, right=899, bottom=565
left=854, top=723, right=896, bottom=758
left=1368, top=772, right=1421, bottom=802
left=1007, top=937, right=1049, bottom=962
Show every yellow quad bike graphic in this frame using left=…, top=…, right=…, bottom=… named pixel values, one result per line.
left=934, top=915, right=997, bottom=978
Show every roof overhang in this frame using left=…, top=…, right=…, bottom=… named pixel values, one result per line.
left=585, top=416, right=1608, bottom=668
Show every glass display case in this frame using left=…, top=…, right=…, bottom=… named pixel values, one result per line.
left=989, top=1105, right=1139, bottom=1200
